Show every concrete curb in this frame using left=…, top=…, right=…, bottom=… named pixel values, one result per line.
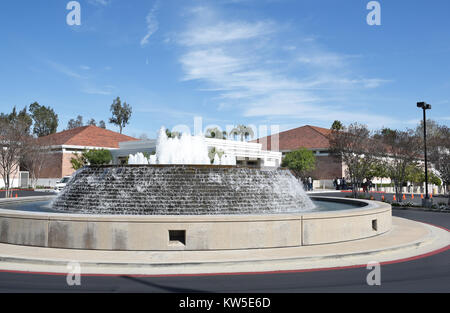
left=0, top=217, right=448, bottom=275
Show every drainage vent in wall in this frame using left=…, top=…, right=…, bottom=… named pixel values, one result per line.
left=169, top=230, right=186, bottom=245
left=372, top=219, right=378, bottom=231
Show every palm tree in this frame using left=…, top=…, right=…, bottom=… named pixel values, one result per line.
left=229, top=125, right=254, bottom=142
left=205, top=127, right=224, bottom=139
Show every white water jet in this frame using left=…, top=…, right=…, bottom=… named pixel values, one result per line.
left=213, top=154, right=221, bottom=165
left=128, top=152, right=149, bottom=165
left=130, top=127, right=237, bottom=165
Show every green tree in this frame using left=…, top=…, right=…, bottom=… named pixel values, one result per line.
left=70, top=151, right=87, bottom=170
left=331, top=120, right=344, bottom=131
left=428, top=171, right=442, bottom=187
left=109, top=97, right=132, bottom=134
left=87, top=118, right=97, bottom=126
left=368, top=161, right=389, bottom=184
left=0, top=107, right=32, bottom=134
left=98, top=120, right=106, bottom=129
left=29, top=102, right=58, bottom=137
left=329, top=123, right=382, bottom=198
left=66, top=115, right=84, bottom=130
left=281, top=148, right=316, bottom=179
left=378, top=129, right=422, bottom=202
left=405, top=164, right=423, bottom=186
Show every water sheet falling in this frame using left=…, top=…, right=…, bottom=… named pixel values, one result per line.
left=52, top=165, right=316, bottom=215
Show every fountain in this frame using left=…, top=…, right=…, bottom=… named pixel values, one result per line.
left=51, top=127, right=314, bottom=215
left=0, top=127, right=392, bottom=252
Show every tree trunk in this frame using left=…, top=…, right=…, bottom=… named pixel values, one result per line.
left=4, top=175, right=10, bottom=198
left=395, top=183, right=402, bottom=203
left=352, top=180, right=358, bottom=198
left=447, top=183, right=450, bottom=206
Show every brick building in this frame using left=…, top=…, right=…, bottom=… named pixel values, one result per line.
left=37, top=126, right=138, bottom=187
left=254, top=125, right=345, bottom=188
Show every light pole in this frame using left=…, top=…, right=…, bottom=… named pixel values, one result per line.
left=417, top=102, right=432, bottom=207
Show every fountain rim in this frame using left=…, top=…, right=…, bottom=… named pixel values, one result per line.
left=83, top=164, right=290, bottom=170
left=0, top=196, right=392, bottom=251
left=0, top=196, right=389, bottom=221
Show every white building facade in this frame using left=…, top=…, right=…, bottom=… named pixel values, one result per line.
left=111, top=138, right=282, bottom=168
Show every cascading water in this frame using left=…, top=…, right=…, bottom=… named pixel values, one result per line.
left=52, top=166, right=315, bottom=215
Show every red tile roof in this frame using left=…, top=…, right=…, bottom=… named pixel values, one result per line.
left=253, top=125, right=332, bottom=151
left=38, top=126, right=139, bottom=148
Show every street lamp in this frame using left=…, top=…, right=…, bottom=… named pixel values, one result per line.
left=417, top=101, right=432, bottom=207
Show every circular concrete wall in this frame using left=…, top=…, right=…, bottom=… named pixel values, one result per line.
left=0, top=196, right=391, bottom=251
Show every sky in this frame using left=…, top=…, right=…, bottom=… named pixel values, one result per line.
left=0, top=0, right=449, bottom=139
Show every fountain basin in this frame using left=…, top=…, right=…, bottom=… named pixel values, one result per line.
left=0, top=196, right=391, bottom=250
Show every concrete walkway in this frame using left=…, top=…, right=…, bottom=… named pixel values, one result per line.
left=0, top=217, right=448, bottom=276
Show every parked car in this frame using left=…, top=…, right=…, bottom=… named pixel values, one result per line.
left=54, top=176, right=71, bottom=193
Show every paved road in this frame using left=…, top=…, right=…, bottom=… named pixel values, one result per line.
left=0, top=209, right=448, bottom=293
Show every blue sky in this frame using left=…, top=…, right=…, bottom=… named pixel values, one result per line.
left=0, top=0, right=449, bottom=138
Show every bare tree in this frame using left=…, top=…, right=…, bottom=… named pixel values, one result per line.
left=0, top=119, right=29, bottom=198
left=428, top=125, right=450, bottom=205
left=329, top=123, right=381, bottom=198
left=21, top=137, right=53, bottom=189
left=378, top=129, right=422, bottom=202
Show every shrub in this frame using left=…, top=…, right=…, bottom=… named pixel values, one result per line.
left=83, top=149, right=112, bottom=165
left=70, top=149, right=112, bottom=169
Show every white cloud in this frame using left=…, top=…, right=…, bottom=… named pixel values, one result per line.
left=88, top=0, right=110, bottom=6
left=47, top=61, right=86, bottom=80
left=174, top=4, right=392, bottom=127
left=46, top=60, right=114, bottom=96
left=81, top=85, right=114, bottom=95
left=242, top=92, right=400, bottom=128
left=178, top=21, right=275, bottom=46
left=140, top=2, right=159, bottom=47
left=298, top=53, right=346, bottom=68
left=180, top=49, right=244, bottom=81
